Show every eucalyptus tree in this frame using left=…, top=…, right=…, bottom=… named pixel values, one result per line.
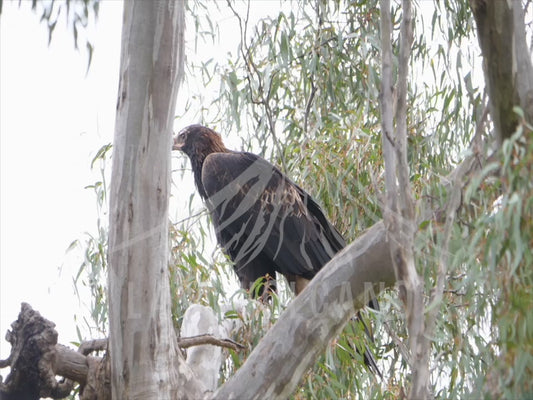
left=1, top=1, right=531, bottom=399
left=179, top=0, right=533, bottom=398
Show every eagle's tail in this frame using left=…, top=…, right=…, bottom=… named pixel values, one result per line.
left=357, top=311, right=383, bottom=379
left=347, top=306, right=382, bottom=379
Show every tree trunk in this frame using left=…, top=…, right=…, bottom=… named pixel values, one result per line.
left=107, top=1, right=203, bottom=398
left=470, top=0, right=533, bottom=144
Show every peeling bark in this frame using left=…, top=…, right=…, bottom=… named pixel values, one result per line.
left=107, top=0, right=204, bottom=398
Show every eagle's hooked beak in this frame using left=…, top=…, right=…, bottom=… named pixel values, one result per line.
left=172, top=133, right=184, bottom=151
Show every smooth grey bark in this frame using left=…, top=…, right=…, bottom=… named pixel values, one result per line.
left=379, top=0, right=396, bottom=216
left=108, top=1, right=203, bottom=398
left=512, top=2, right=533, bottom=124
left=212, top=222, right=396, bottom=400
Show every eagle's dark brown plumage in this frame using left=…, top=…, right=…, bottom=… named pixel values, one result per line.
left=173, top=124, right=345, bottom=294
left=173, top=124, right=380, bottom=375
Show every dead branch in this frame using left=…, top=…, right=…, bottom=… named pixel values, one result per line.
left=0, top=303, right=110, bottom=400
left=0, top=304, right=244, bottom=400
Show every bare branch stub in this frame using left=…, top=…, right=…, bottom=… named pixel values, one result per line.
left=0, top=304, right=111, bottom=400
left=0, top=303, right=72, bottom=400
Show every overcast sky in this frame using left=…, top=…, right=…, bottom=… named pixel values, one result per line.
left=0, top=1, right=123, bottom=359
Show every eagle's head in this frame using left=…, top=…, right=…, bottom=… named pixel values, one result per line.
left=173, top=125, right=229, bottom=199
left=173, top=124, right=227, bottom=160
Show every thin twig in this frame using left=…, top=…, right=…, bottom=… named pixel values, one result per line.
left=303, top=5, right=322, bottom=137
left=178, top=334, right=245, bottom=352
left=173, top=209, right=208, bottom=227
left=304, top=79, right=317, bottom=136
left=383, top=321, right=411, bottom=367
left=226, top=0, right=287, bottom=173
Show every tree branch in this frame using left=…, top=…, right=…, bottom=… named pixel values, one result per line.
left=395, top=0, right=414, bottom=222
left=0, top=303, right=110, bottom=400
left=379, top=0, right=397, bottom=216
left=380, top=1, right=429, bottom=398
left=178, top=334, right=245, bottom=352
left=78, top=338, right=108, bottom=356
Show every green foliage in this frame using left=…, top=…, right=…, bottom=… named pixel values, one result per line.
left=71, top=143, right=112, bottom=338
left=463, top=124, right=533, bottom=398
left=60, top=143, right=111, bottom=398
left=176, top=0, right=532, bottom=398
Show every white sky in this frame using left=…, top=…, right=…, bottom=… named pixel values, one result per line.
left=0, top=1, right=123, bottom=359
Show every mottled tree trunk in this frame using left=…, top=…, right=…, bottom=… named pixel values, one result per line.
left=470, top=0, right=533, bottom=144
left=107, top=1, right=203, bottom=398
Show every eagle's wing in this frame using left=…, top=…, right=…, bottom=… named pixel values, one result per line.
left=201, top=150, right=380, bottom=377
left=201, top=151, right=345, bottom=288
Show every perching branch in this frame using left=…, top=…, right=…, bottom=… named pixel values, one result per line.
left=213, top=222, right=396, bottom=400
